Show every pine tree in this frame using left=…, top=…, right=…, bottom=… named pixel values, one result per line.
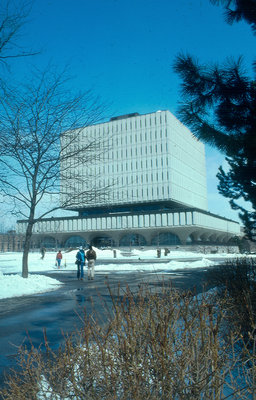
left=173, top=1, right=256, bottom=241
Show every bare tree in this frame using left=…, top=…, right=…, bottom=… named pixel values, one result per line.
left=0, top=0, right=38, bottom=67
left=0, top=67, right=111, bottom=278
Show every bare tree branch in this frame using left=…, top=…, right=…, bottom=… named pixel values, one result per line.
left=0, top=0, right=39, bottom=68
left=0, top=67, right=111, bottom=277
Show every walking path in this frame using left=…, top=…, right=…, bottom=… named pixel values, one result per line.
left=0, top=267, right=211, bottom=388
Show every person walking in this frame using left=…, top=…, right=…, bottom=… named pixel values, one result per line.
left=56, top=250, right=62, bottom=268
left=76, top=246, right=86, bottom=280
left=40, top=247, right=46, bottom=259
left=86, top=245, right=97, bottom=280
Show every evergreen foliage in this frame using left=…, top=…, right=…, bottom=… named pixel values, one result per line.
left=210, top=0, right=256, bottom=33
left=173, top=1, right=256, bottom=240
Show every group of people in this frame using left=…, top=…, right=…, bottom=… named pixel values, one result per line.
left=54, top=245, right=97, bottom=280
left=75, top=245, right=97, bottom=281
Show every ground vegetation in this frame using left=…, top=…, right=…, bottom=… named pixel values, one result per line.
left=0, top=276, right=255, bottom=399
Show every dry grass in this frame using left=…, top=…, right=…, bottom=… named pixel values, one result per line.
left=0, top=281, right=255, bottom=399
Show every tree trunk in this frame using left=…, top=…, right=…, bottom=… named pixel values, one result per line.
left=22, top=222, right=33, bottom=278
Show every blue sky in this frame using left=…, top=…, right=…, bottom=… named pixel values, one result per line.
left=3, top=0, right=255, bottom=229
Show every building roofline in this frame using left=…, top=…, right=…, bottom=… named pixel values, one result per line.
left=17, top=207, right=240, bottom=226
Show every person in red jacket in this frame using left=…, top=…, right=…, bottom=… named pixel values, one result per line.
left=56, top=250, right=62, bottom=269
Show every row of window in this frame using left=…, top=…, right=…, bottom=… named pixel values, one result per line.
left=111, top=129, right=168, bottom=146
left=29, top=210, right=193, bottom=234
left=63, top=156, right=170, bottom=179
left=82, top=113, right=168, bottom=139
left=106, top=142, right=168, bottom=160
left=97, top=171, right=170, bottom=186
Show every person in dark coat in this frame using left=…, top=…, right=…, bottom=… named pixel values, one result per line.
left=85, top=245, right=97, bottom=280
left=76, top=246, right=86, bottom=280
left=40, top=247, right=46, bottom=259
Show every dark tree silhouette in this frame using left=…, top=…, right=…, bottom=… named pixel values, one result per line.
left=174, top=55, right=256, bottom=240
left=210, top=0, right=256, bottom=33
left=173, top=1, right=256, bottom=241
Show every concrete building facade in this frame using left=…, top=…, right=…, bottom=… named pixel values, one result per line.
left=17, top=110, right=241, bottom=249
left=0, top=231, right=24, bottom=252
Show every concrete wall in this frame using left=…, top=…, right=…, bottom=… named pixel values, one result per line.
left=17, top=209, right=241, bottom=248
left=60, top=110, right=207, bottom=210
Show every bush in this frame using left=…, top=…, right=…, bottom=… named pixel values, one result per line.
left=205, top=257, right=256, bottom=342
left=0, top=283, right=255, bottom=399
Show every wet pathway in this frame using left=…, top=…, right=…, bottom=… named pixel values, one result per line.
left=0, top=267, right=210, bottom=388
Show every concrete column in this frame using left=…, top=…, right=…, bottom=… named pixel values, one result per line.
left=175, top=231, right=190, bottom=245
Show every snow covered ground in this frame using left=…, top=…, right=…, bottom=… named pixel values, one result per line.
left=0, top=248, right=246, bottom=300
